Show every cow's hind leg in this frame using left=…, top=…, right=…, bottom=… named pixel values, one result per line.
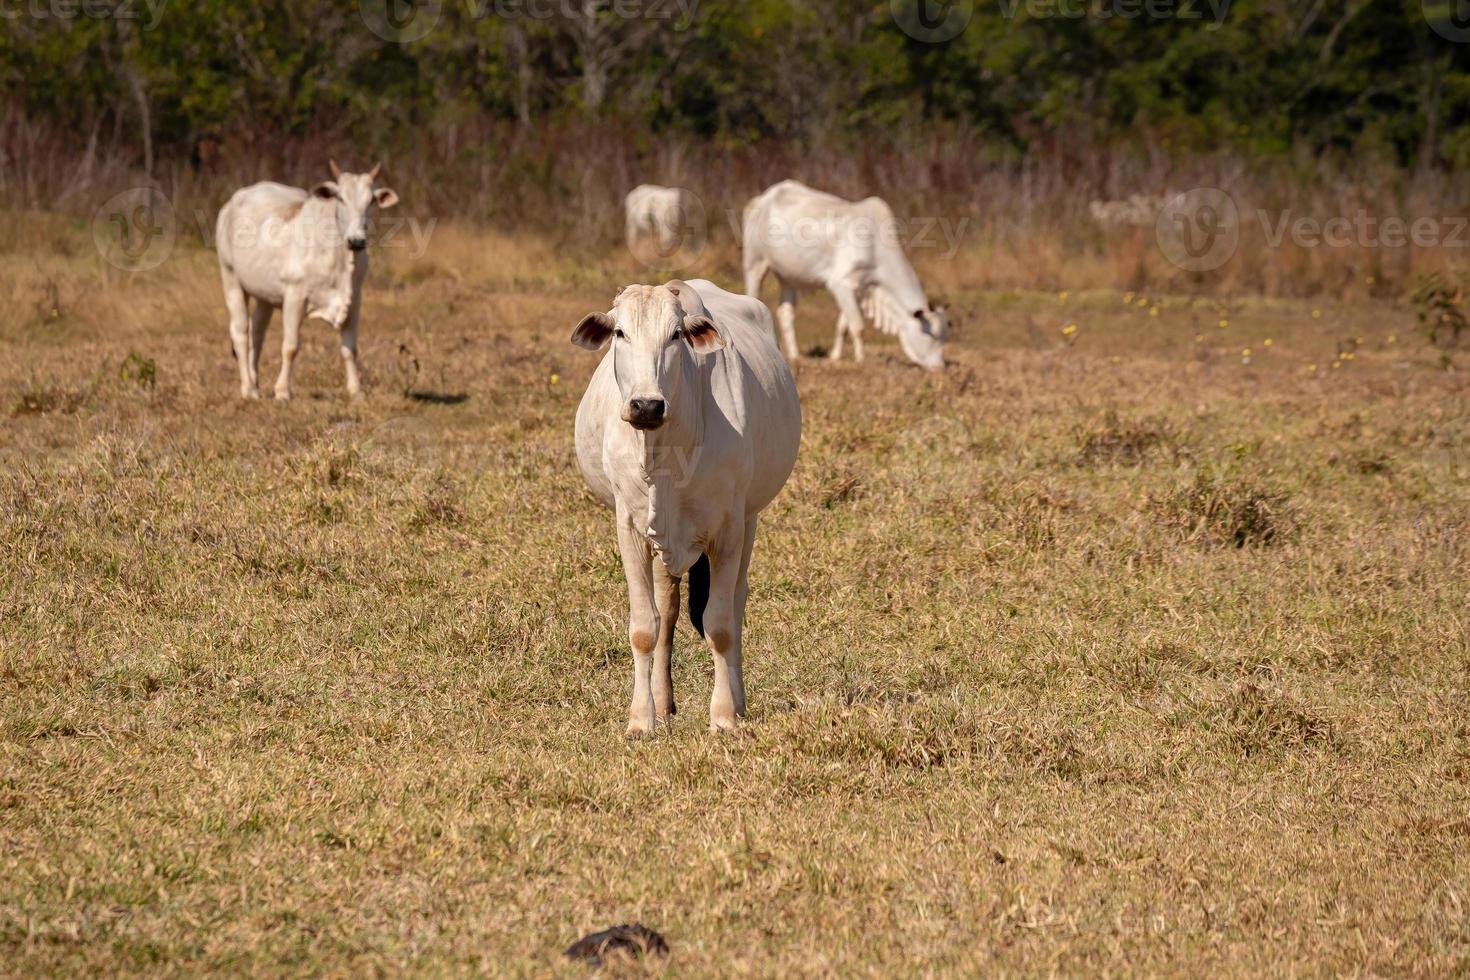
left=702, top=517, right=756, bottom=731
left=652, top=561, right=681, bottom=721
left=223, top=272, right=257, bottom=399
left=830, top=312, right=846, bottom=362
left=616, top=519, right=660, bottom=737
left=248, top=301, right=274, bottom=397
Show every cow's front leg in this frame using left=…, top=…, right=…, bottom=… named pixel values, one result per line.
left=829, top=283, right=867, bottom=364
left=616, top=519, right=660, bottom=738
left=274, top=293, right=306, bottom=401
left=340, top=306, right=363, bottom=398
left=652, top=561, right=680, bottom=721
left=776, top=284, right=800, bottom=364
left=702, top=516, right=754, bottom=732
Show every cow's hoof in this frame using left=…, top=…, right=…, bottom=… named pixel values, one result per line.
left=274, top=390, right=292, bottom=402
left=241, top=389, right=261, bottom=400
left=708, top=716, right=739, bottom=734
left=625, top=719, right=655, bottom=740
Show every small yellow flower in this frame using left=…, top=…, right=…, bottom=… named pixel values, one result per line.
left=1195, top=334, right=1204, bottom=343
left=1242, top=348, right=1251, bottom=357
left=1308, top=364, right=1318, bottom=373
left=1366, top=276, right=1376, bottom=285
left=1061, top=324, right=1078, bottom=336
left=1355, top=336, right=1364, bottom=345
left=1311, top=309, right=1321, bottom=319
left=1150, top=307, right=1160, bottom=317
left=1387, top=334, right=1397, bottom=344
left=1110, top=356, right=1121, bottom=364
left=1137, top=297, right=1149, bottom=307
left=1058, top=291, right=1069, bottom=302
left=1263, top=338, right=1273, bottom=347
left=1332, top=361, right=1342, bottom=369
left=1123, top=291, right=1134, bottom=304
left=550, top=373, right=560, bottom=385
left=1218, top=319, right=1229, bottom=328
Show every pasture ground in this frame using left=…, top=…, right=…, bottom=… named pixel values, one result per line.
left=2, top=216, right=1468, bottom=976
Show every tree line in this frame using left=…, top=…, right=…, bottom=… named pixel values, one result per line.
left=2, top=0, right=1466, bottom=176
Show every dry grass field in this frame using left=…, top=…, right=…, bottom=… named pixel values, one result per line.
left=2, top=212, right=1468, bottom=976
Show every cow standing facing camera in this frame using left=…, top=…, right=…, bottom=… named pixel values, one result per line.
left=572, top=279, right=802, bottom=736
left=216, top=160, right=399, bottom=400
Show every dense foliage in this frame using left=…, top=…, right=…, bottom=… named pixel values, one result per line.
left=2, top=0, right=1466, bottom=168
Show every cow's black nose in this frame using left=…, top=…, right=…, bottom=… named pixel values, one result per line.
left=348, top=237, right=368, bottom=251
left=628, top=398, right=666, bottom=429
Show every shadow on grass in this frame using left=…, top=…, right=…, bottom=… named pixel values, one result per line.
left=407, top=391, right=470, bottom=406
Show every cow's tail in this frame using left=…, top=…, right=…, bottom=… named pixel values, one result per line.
left=687, top=553, right=711, bottom=638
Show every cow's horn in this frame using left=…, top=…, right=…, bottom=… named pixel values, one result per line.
left=368, top=162, right=382, bottom=181
left=329, top=158, right=343, bottom=179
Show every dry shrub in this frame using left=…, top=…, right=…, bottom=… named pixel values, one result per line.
left=1154, top=467, right=1296, bottom=548
left=11, top=386, right=86, bottom=417
left=1075, top=410, right=1180, bottom=466
left=1217, top=680, right=1337, bottom=757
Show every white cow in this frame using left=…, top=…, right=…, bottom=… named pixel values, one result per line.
left=743, top=179, right=948, bottom=370
left=625, top=184, right=692, bottom=254
left=573, top=278, right=801, bottom=736
left=216, top=161, right=399, bottom=400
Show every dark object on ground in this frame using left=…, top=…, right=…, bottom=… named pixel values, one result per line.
left=564, top=924, right=669, bottom=966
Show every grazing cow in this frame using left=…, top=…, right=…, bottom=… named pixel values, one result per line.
left=572, top=278, right=802, bottom=736
left=216, top=161, right=399, bottom=400
left=743, top=179, right=948, bottom=370
left=624, top=184, right=693, bottom=254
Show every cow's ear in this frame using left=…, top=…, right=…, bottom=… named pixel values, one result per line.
left=913, top=309, right=926, bottom=320
left=374, top=188, right=399, bottom=209
left=572, top=312, right=617, bottom=351
left=682, top=315, right=725, bottom=353
left=312, top=181, right=341, bottom=200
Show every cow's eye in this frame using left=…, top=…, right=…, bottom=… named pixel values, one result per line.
left=614, top=329, right=625, bottom=340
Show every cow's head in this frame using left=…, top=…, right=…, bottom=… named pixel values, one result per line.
left=570, top=280, right=725, bottom=432
left=901, top=304, right=948, bottom=371
left=311, top=160, right=399, bottom=252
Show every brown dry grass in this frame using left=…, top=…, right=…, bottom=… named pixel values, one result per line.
left=2, top=212, right=1468, bottom=976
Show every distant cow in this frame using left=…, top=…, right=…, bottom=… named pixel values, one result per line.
left=216, top=161, right=399, bottom=400
left=572, top=278, right=801, bottom=736
left=624, top=184, right=693, bottom=254
left=743, top=179, right=948, bottom=370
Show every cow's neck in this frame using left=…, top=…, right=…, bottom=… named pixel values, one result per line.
left=874, top=249, right=928, bottom=313
left=633, top=380, right=705, bottom=574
